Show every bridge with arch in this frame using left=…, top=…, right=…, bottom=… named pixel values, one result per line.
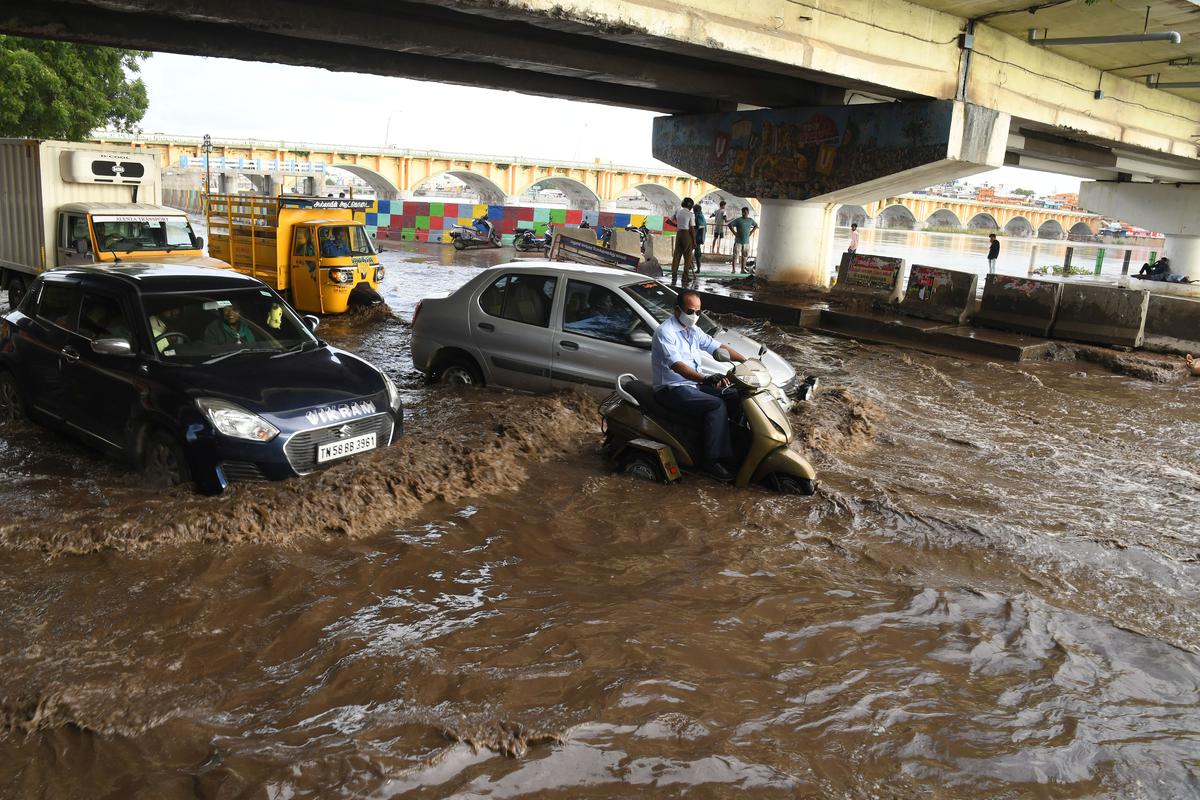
left=839, top=195, right=1103, bottom=240
left=92, top=132, right=754, bottom=218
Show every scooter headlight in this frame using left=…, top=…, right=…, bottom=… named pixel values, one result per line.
left=329, top=267, right=355, bottom=285
left=196, top=397, right=279, bottom=442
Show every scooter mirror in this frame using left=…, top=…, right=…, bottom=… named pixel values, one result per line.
left=712, top=347, right=732, bottom=362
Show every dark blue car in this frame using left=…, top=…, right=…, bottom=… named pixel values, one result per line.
left=0, top=265, right=403, bottom=494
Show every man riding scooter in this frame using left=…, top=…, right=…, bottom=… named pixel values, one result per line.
left=651, top=290, right=747, bottom=482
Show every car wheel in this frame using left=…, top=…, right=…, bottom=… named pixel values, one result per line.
left=438, top=357, right=483, bottom=387
left=143, top=429, right=191, bottom=488
left=774, top=475, right=816, bottom=496
left=622, top=455, right=662, bottom=483
left=452, top=237, right=468, bottom=251
left=0, top=371, right=24, bottom=422
left=7, top=275, right=27, bottom=309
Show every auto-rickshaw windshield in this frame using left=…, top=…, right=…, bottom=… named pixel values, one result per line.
left=317, top=225, right=376, bottom=257
left=93, top=216, right=197, bottom=252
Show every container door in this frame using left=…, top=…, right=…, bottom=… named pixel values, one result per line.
left=466, top=272, right=557, bottom=392
left=288, top=225, right=323, bottom=313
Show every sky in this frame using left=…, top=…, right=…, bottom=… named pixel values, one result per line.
left=134, top=53, right=1083, bottom=195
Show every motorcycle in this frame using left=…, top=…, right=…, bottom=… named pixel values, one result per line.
left=513, top=226, right=551, bottom=254
left=450, top=215, right=501, bottom=250
left=600, top=357, right=818, bottom=494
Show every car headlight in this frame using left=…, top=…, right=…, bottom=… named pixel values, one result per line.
left=382, top=371, right=401, bottom=411
left=196, top=397, right=279, bottom=442
left=329, top=267, right=355, bottom=285
left=374, top=265, right=385, bottom=282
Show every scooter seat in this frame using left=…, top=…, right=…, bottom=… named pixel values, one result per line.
left=622, top=380, right=707, bottom=457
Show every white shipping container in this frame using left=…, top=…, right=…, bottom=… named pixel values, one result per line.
left=0, top=139, right=162, bottom=276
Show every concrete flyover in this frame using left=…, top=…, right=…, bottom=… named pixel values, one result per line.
left=8, top=0, right=1200, bottom=280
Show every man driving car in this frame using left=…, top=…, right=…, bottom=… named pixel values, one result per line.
left=651, top=290, right=746, bottom=481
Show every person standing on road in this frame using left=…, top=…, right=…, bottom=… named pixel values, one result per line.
left=987, top=233, right=1000, bottom=274
left=651, top=290, right=747, bottom=482
left=669, top=197, right=697, bottom=286
left=728, top=207, right=758, bottom=274
left=710, top=200, right=728, bottom=254
left=847, top=222, right=859, bottom=256
left=693, top=202, right=706, bottom=270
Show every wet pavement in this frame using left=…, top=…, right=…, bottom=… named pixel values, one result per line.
left=1, top=243, right=1198, bottom=798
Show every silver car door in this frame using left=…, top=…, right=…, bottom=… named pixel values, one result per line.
left=467, top=272, right=558, bottom=391
left=550, top=279, right=654, bottom=394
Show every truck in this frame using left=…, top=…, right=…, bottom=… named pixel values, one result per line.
left=205, top=193, right=384, bottom=314
left=0, top=139, right=225, bottom=308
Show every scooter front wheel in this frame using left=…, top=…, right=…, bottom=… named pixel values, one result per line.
left=774, top=475, right=816, bottom=496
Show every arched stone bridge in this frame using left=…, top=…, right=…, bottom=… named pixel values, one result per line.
left=92, top=133, right=751, bottom=217
left=839, top=194, right=1102, bottom=239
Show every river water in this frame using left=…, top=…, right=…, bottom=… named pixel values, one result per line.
left=1, top=243, right=1198, bottom=798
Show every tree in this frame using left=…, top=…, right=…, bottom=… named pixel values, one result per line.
left=1012, top=188, right=1035, bottom=196
left=0, top=36, right=149, bottom=140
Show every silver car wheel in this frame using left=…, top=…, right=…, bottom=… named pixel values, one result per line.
left=441, top=365, right=477, bottom=386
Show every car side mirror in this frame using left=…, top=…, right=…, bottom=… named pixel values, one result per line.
left=628, top=329, right=652, bottom=348
left=303, top=314, right=320, bottom=332
left=91, top=337, right=134, bottom=357
left=193, top=235, right=205, bottom=250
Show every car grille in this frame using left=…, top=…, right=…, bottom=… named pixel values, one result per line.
left=219, top=461, right=267, bottom=483
left=283, top=413, right=394, bottom=475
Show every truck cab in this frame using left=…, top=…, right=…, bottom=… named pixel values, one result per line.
left=55, top=202, right=225, bottom=269
left=206, top=194, right=384, bottom=315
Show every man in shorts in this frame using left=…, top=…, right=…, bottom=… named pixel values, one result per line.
left=727, top=207, right=758, bottom=274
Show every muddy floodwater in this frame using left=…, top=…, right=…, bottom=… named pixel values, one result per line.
left=1, top=244, right=1198, bottom=798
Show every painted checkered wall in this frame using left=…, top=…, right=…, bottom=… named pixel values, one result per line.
left=358, top=200, right=670, bottom=245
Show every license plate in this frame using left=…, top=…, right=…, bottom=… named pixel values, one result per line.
left=316, top=432, right=376, bottom=463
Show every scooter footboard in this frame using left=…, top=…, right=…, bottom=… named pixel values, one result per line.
left=750, top=446, right=817, bottom=484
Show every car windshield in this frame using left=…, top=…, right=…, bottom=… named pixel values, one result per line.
left=622, top=281, right=719, bottom=335
left=93, top=216, right=197, bottom=252
left=318, top=225, right=376, bottom=257
left=142, top=287, right=317, bottom=362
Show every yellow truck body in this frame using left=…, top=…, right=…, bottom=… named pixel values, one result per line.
left=206, top=194, right=383, bottom=314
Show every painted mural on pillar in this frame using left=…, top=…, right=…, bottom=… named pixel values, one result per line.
left=652, top=101, right=955, bottom=201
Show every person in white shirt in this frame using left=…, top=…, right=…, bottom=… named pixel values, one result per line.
left=709, top=200, right=728, bottom=254
left=670, top=197, right=697, bottom=286
left=847, top=222, right=860, bottom=255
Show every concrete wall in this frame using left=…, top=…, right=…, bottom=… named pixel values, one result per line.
left=1050, top=284, right=1149, bottom=348
left=974, top=275, right=1063, bottom=337
left=1142, top=294, right=1200, bottom=355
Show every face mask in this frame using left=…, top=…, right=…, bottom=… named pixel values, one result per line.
left=678, top=309, right=698, bottom=328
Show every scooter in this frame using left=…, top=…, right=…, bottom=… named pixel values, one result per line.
left=599, top=357, right=818, bottom=494
left=513, top=226, right=548, bottom=253
left=450, top=216, right=501, bottom=251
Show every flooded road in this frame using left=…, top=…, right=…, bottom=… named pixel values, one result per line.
left=1, top=244, right=1198, bottom=798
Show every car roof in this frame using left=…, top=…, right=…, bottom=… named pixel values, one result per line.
left=478, top=261, right=652, bottom=286
left=41, top=264, right=268, bottom=293
left=59, top=202, right=190, bottom=216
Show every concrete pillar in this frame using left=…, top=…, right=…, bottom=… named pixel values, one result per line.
left=756, top=200, right=838, bottom=286
left=1078, top=182, right=1200, bottom=280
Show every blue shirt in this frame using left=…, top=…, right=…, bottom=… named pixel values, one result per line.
left=651, top=313, right=718, bottom=389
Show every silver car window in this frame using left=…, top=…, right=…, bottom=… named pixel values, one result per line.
left=562, top=279, right=646, bottom=345
left=479, top=273, right=557, bottom=328
left=622, top=281, right=719, bottom=335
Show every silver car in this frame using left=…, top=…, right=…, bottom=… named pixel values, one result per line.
left=410, top=262, right=802, bottom=408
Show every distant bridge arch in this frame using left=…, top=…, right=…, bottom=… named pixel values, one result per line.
left=1037, top=219, right=1065, bottom=239
left=878, top=203, right=917, bottom=230
left=836, top=204, right=869, bottom=227
left=518, top=177, right=601, bottom=211
left=1069, top=221, right=1097, bottom=237
left=926, top=208, right=963, bottom=229
left=1003, top=216, right=1034, bottom=237
left=409, top=170, right=506, bottom=204
left=330, top=164, right=401, bottom=199
left=967, top=212, right=999, bottom=230
left=629, top=183, right=681, bottom=217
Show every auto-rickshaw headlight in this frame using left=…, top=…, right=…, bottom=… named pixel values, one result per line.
left=374, top=266, right=385, bottom=283
left=329, top=267, right=355, bottom=285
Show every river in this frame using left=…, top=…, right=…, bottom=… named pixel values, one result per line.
left=0, top=243, right=1197, bottom=798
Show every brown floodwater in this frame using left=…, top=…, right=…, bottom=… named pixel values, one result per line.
left=1, top=244, right=1198, bottom=798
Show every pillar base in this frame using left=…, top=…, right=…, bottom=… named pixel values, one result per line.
left=1163, top=235, right=1200, bottom=280
left=1079, top=182, right=1200, bottom=279
left=756, top=200, right=837, bottom=286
